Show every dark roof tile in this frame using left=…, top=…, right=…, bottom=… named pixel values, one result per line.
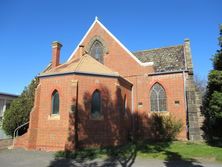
left=133, top=45, right=185, bottom=72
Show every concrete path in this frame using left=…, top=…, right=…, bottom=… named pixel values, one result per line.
left=0, top=148, right=221, bottom=167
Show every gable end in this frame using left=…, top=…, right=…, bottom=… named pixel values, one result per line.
left=67, top=17, right=153, bottom=67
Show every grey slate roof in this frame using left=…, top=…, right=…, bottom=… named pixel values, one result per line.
left=0, top=92, right=18, bottom=98
left=133, top=45, right=186, bottom=72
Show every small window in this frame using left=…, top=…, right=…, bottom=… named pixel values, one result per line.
left=124, top=95, right=127, bottom=114
left=91, top=90, right=101, bottom=118
left=150, top=83, right=167, bottom=112
left=138, top=102, right=143, bottom=108
left=52, top=90, right=60, bottom=115
left=89, top=40, right=104, bottom=63
left=175, top=100, right=180, bottom=104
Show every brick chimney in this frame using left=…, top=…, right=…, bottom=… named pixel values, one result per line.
left=52, top=41, right=62, bottom=68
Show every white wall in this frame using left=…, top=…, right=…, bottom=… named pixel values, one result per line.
left=0, top=99, right=5, bottom=117
left=0, top=95, right=16, bottom=139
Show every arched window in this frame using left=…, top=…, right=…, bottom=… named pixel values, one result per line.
left=124, top=95, right=127, bottom=114
left=91, top=90, right=101, bottom=118
left=52, top=90, right=60, bottom=115
left=89, top=40, right=104, bottom=63
left=150, top=83, right=167, bottom=112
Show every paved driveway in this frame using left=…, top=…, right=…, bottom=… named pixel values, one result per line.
left=0, top=148, right=53, bottom=167
left=0, top=148, right=221, bottom=167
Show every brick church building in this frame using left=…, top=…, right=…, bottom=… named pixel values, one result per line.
left=15, top=18, right=202, bottom=151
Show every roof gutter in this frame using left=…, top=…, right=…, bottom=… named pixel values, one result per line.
left=38, top=70, right=133, bottom=87
left=38, top=71, right=119, bottom=78
left=148, top=70, right=188, bottom=76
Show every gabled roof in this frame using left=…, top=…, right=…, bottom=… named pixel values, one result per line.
left=40, top=53, right=119, bottom=77
left=133, top=45, right=186, bottom=72
left=67, top=17, right=153, bottom=67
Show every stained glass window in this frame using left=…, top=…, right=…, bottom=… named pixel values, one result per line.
left=124, top=95, right=127, bottom=114
left=91, top=90, right=101, bottom=118
left=52, top=90, right=59, bottom=115
left=150, top=83, right=167, bottom=112
left=89, top=40, right=104, bottom=63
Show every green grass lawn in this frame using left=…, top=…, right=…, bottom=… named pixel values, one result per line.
left=56, top=141, right=222, bottom=163
left=137, top=141, right=222, bottom=162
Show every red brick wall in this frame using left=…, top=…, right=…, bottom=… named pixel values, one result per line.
left=70, top=22, right=154, bottom=130
left=17, top=74, right=132, bottom=151
left=134, top=73, right=187, bottom=139
left=72, top=75, right=132, bottom=148
left=149, top=73, right=186, bottom=139
left=70, top=22, right=187, bottom=140
left=14, top=133, right=28, bottom=149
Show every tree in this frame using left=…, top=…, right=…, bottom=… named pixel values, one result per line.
left=203, top=25, right=222, bottom=142
left=194, top=75, right=207, bottom=97
left=2, top=78, right=39, bottom=136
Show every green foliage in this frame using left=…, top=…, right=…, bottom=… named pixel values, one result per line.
left=213, top=25, right=222, bottom=70
left=203, top=24, right=222, bottom=141
left=208, top=91, right=222, bottom=119
left=213, top=52, right=222, bottom=70
left=149, top=114, right=183, bottom=141
left=207, top=70, right=222, bottom=93
left=2, top=78, right=39, bottom=136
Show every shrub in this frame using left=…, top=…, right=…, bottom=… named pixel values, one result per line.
left=2, top=78, right=39, bottom=136
left=149, top=113, right=182, bottom=141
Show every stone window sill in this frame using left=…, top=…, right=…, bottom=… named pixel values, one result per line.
left=48, top=114, right=60, bottom=120
left=148, top=111, right=169, bottom=117
left=89, top=115, right=104, bottom=121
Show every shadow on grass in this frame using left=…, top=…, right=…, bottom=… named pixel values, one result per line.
left=163, top=151, right=203, bottom=167
left=106, top=143, right=137, bottom=167
left=48, top=140, right=205, bottom=167
left=138, top=140, right=204, bottom=167
left=205, top=138, right=222, bottom=148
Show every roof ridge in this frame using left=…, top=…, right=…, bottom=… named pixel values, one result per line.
left=133, top=44, right=184, bottom=53
left=74, top=55, right=87, bottom=72
left=75, top=54, right=119, bottom=75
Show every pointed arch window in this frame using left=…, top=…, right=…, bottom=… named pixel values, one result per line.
left=52, top=90, right=60, bottom=115
left=123, top=95, right=127, bottom=114
left=91, top=90, right=101, bottom=118
left=150, top=83, right=167, bottom=112
left=89, top=40, right=104, bottom=63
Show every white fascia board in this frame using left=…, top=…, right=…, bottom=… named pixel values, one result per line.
left=67, top=19, right=97, bottom=62
left=67, top=18, right=153, bottom=67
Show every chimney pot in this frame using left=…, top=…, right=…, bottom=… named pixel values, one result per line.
left=52, top=41, right=62, bottom=68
